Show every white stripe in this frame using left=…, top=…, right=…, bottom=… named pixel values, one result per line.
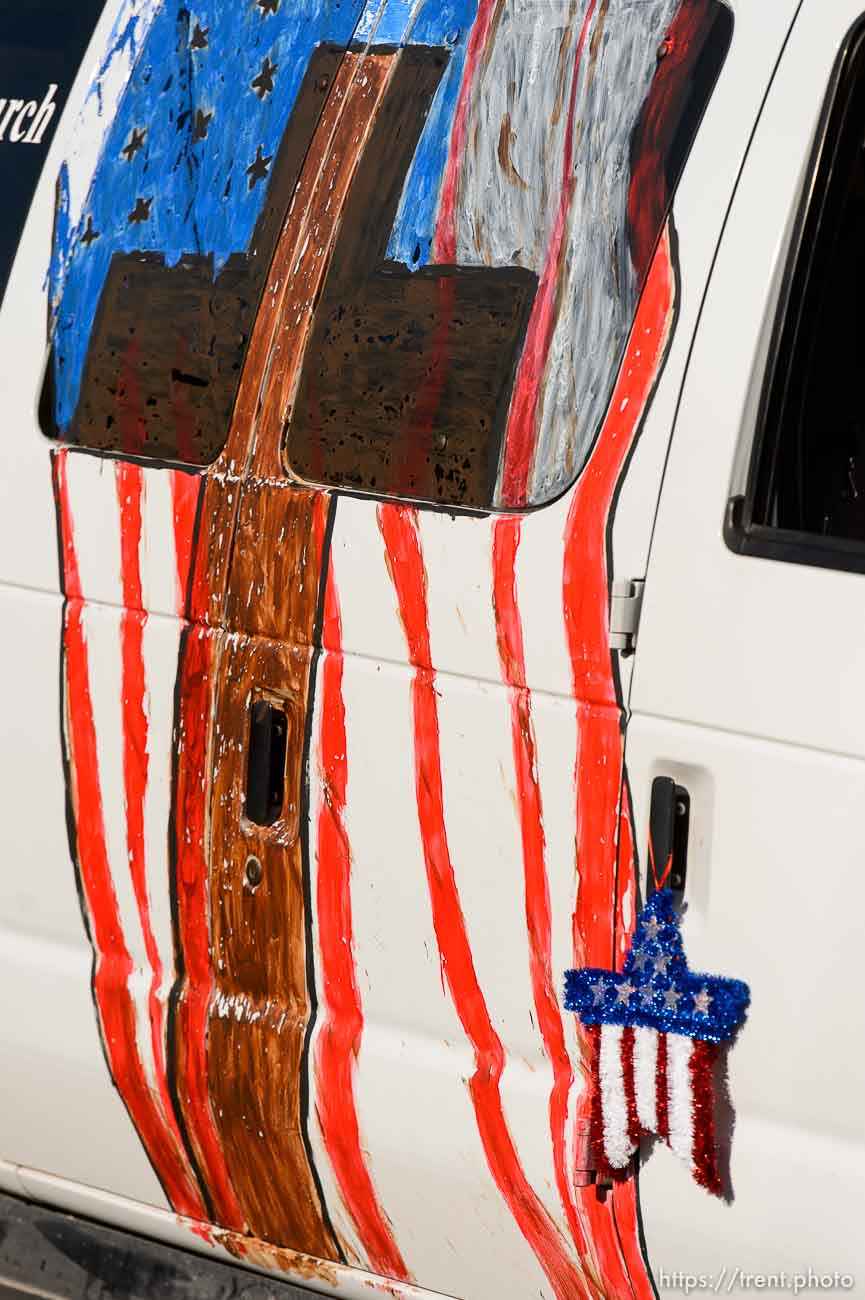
left=599, top=1024, right=632, bottom=1169
left=141, top=612, right=183, bottom=1018
left=633, top=1026, right=658, bottom=1133
left=64, top=451, right=123, bottom=606
left=666, top=1032, right=695, bottom=1170
left=141, top=467, right=180, bottom=618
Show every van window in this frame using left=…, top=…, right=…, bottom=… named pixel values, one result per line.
left=43, top=3, right=732, bottom=497
left=0, top=0, right=106, bottom=309
left=729, top=18, right=865, bottom=571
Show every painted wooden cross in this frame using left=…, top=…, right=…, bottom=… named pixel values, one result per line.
left=50, top=42, right=537, bottom=510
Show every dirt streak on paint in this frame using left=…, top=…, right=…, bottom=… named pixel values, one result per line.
left=498, top=0, right=598, bottom=507
left=312, top=500, right=410, bottom=1280
left=491, top=515, right=597, bottom=1284
left=171, top=622, right=246, bottom=1231
left=53, top=449, right=208, bottom=1221
left=562, top=230, right=676, bottom=1297
left=379, top=502, right=588, bottom=1300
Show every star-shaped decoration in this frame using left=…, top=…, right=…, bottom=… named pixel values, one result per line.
left=80, top=215, right=100, bottom=247
left=256, top=0, right=280, bottom=14
left=564, top=889, right=750, bottom=1044
left=251, top=55, right=277, bottom=99
left=245, top=143, right=272, bottom=189
left=190, top=21, right=209, bottom=49
left=121, top=127, right=146, bottom=162
left=128, top=196, right=153, bottom=224
left=192, top=108, right=213, bottom=143
left=615, top=982, right=635, bottom=1006
left=643, top=914, right=662, bottom=940
left=563, top=890, right=752, bottom=1198
left=693, top=987, right=713, bottom=1016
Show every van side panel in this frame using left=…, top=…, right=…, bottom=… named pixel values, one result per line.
left=1, top=0, right=735, bottom=1296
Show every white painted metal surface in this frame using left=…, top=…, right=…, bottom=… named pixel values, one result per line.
left=630, top=0, right=865, bottom=1286
left=3, top=0, right=861, bottom=1297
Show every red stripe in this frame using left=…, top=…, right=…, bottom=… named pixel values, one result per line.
left=492, top=516, right=590, bottom=1264
left=312, top=500, right=410, bottom=1279
left=564, top=234, right=674, bottom=958
left=172, top=624, right=246, bottom=1229
left=434, top=0, right=500, bottom=263
left=395, top=276, right=456, bottom=498
left=627, top=0, right=714, bottom=282
left=169, top=338, right=198, bottom=465
left=562, top=235, right=676, bottom=1295
left=620, top=1027, right=641, bottom=1147
left=689, top=1040, right=722, bottom=1196
left=655, top=1034, right=669, bottom=1142
left=53, top=449, right=208, bottom=1220
left=170, top=471, right=201, bottom=619
left=116, top=462, right=199, bottom=1200
left=118, top=338, right=146, bottom=458
left=498, top=0, right=597, bottom=507
left=379, top=503, right=589, bottom=1300
left=54, top=449, right=82, bottom=603
left=612, top=1186, right=657, bottom=1300
left=414, top=0, right=500, bottom=493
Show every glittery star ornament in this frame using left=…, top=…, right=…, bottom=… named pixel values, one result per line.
left=564, top=888, right=749, bottom=1195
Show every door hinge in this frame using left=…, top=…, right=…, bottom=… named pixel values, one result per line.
left=609, top=578, right=644, bottom=656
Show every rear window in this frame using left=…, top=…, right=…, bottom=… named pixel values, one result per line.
left=41, top=2, right=731, bottom=511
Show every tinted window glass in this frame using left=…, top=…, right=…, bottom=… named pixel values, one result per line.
left=733, top=19, right=865, bottom=569
left=0, top=0, right=106, bottom=308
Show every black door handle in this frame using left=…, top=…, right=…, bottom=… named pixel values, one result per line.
left=647, top=776, right=690, bottom=897
left=246, top=699, right=289, bottom=827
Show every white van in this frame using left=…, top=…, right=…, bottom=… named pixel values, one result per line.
left=0, top=1, right=862, bottom=1298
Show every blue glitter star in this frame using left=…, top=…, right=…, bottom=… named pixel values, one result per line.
left=564, top=889, right=750, bottom=1044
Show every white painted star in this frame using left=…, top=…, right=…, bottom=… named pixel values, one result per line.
left=590, top=977, right=607, bottom=1006
left=653, top=953, right=670, bottom=975
left=640, top=986, right=655, bottom=1007
left=663, top=986, right=682, bottom=1010
left=633, top=949, right=650, bottom=971
left=643, top=915, right=662, bottom=940
left=693, top=986, right=713, bottom=1015
left=616, top=981, right=636, bottom=1005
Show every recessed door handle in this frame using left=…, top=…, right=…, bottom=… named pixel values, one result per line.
left=647, top=776, right=690, bottom=897
left=245, top=699, right=289, bottom=827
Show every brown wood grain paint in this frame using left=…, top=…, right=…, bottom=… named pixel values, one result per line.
left=175, top=50, right=401, bottom=1253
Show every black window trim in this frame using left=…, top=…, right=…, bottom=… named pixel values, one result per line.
left=725, top=12, right=865, bottom=577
